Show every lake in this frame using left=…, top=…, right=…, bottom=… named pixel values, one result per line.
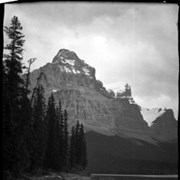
left=90, top=174, right=178, bottom=180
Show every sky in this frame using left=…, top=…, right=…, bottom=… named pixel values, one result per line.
left=4, top=2, right=179, bottom=119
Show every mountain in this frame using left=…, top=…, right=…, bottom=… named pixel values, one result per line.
left=140, top=107, right=178, bottom=141
left=151, top=109, right=178, bottom=141
left=28, top=49, right=178, bottom=173
left=28, top=49, right=177, bottom=142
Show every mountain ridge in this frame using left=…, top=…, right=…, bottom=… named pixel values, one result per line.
left=28, top=49, right=178, bottom=144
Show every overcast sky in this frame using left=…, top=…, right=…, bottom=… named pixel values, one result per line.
left=4, top=2, right=179, bottom=119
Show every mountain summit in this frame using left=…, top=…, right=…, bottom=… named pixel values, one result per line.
left=52, top=49, right=80, bottom=63
left=51, top=49, right=96, bottom=79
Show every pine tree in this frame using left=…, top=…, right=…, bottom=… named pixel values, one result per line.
left=69, top=126, right=76, bottom=169
left=62, top=109, right=69, bottom=170
left=69, top=121, right=88, bottom=170
left=55, top=105, right=69, bottom=171
left=3, top=61, right=16, bottom=175
left=4, top=16, right=25, bottom=101
left=74, top=120, right=80, bottom=167
left=44, top=94, right=60, bottom=171
left=44, top=94, right=55, bottom=170
left=79, top=124, right=88, bottom=169
left=55, top=101, right=63, bottom=171
left=3, top=16, right=32, bottom=177
left=31, top=85, right=46, bottom=173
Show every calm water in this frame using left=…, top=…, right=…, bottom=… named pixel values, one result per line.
left=90, top=174, right=178, bottom=180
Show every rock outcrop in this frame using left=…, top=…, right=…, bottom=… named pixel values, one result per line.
left=150, top=109, right=178, bottom=141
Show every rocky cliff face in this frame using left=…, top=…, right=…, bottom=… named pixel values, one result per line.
left=28, top=49, right=178, bottom=144
left=150, top=109, right=178, bottom=141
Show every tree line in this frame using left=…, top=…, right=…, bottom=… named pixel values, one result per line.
left=3, top=16, right=87, bottom=179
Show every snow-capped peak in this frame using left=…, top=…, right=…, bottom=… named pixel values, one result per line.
left=52, top=49, right=80, bottom=64
left=51, top=49, right=96, bottom=79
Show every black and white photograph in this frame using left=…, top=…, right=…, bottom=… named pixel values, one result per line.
left=2, top=1, right=178, bottom=180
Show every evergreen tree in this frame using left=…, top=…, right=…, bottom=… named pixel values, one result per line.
left=74, top=120, right=80, bottom=167
left=3, top=61, right=17, bottom=175
left=79, top=124, right=88, bottom=169
left=55, top=104, right=69, bottom=171
left=4, top=16, right=25, bottom=100
left=56, top=101, right=63, bottom=171
left=69, top=126, right=76, bottom=169
left=44, top=94, right=59, bottom=171
left=55, top=100, right=69, bottom=171
left=70, top=121, right=88, bottom=170
left=31, top=85, right=46, bottom=173
left=3, top=16, right=32, bottom=177
left=62, top=109, right=69, bottom=170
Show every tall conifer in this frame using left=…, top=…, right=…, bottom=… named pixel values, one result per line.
left=44, top=94, right=55, bottom=170
left=69, top=126, right=76, bottom=169
left=75, top=120, right=80, bottom=166
left=3, top=16, right=31, bottom=176
left=79, top=124, right=88, bottom=169
left=56, top=101, right=63, bottom=170
left=31, top=85, right=46, bottom=172
left=63, top=109, right=69, bottom=170
left=44, top=94, right=60, bottom=171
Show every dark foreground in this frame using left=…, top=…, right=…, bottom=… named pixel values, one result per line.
left=91, top=174, right=178, bottom=180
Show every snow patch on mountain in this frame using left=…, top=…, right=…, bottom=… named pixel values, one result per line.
left=141, top=107, right=166, bottom=126
left=83, top=67, right=91, bottom=76
left=58, top=65, right=81, bottom=74
left=72, top=68, right=81, bottom=74
left=65, top=59, right=75, bottom=66
left=64, top=66, right=72, bottom=73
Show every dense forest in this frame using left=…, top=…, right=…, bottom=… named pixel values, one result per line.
left=2, top=16, right=87, bottom=179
